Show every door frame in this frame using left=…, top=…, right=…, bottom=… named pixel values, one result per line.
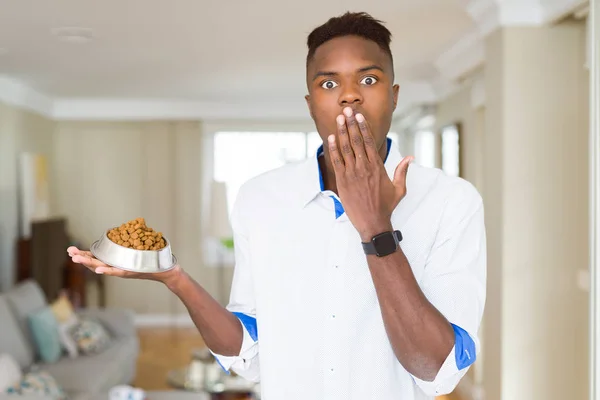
left=590, top=1, right=600, bottom=399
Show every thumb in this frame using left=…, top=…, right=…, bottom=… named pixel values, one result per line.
left=393, top=156, right=414, bottom=189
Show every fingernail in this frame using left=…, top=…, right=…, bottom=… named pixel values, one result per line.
left=95, top=268, right=105, bottom=275
left=336, top=115, right=345, bottom=125
left=343, top=107, right=353, bottom=117
left=355, top=113, right=364, bottom=122
left=328, top=135, right=335, bottom=143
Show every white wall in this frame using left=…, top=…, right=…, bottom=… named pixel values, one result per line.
left=483, top=20, right=589, bottom=400
left=0, top=102, right=55, bottom=291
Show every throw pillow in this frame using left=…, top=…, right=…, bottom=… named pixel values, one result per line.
left=0, top=354, right=22, bottom=392
left=5, top=370, right=68, bottom=400
left=57, top=315, right=79, bottom=358
left=69, top=318, right=111, bottom=355
left=50, top=293, right=75, bottom=324
left=27, top=307, right=62, bottom=364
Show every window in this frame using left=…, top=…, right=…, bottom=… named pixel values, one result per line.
left=214, top=132, right=308, bottom=213
left=441, top=124, right=461, bottom=177
left=414, top=130, right=436, bottom=168
left=213, top=131, right=400, bottom=213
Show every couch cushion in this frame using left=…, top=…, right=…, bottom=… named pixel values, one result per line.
left=42, top=336, right=139, bottom=394
left=0, top=354, right=22, bottom=392
left=57, top=315, right=79, bottom=359
left=28, top=307, right=62, bottom=364
left=5, top=280, right=47, bottom=349
left=50, top=294, right=75, bottom=324
left=0, top=295, right=34, bottom=369
left=5, top=370, right=68, bottom=400
left=68, top=318, right=111, bottom=355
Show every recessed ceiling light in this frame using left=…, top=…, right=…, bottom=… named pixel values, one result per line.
left=52, top=27, right=93, bottom=43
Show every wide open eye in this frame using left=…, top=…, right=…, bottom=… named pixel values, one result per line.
left=360, top=76, right=378, bottom=85
left=321, top=80, right=339, bottom=89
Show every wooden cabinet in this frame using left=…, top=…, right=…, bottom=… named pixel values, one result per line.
left=16, top=218, right=105, bottom=308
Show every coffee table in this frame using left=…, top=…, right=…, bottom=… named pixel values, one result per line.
left=89, top=392, right=209, bottom=400
left=167, top=366, right=257, bottom=399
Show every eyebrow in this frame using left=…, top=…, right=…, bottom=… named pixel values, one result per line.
left=312, top=65, right=385, bottom=81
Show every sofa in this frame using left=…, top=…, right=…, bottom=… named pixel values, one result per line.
left=0, top=279, right=139, bottom=400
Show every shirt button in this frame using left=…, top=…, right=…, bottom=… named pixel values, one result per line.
left=331, top=314, right=336, bottom=319
left=330, top=368, right=334, bottom=373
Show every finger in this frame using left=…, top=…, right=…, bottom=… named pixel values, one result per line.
left=71, top=253, right=108, bottom=272
left=393, top=156, right=414, bottom=189
left=67, top=246, right=93, bottom=258
left=327, top=134, right=345, bottom=174
left=93, top=266, right=133, bottom=277
left=355, top=113, right=379, bottom=163
left=336, top=114, right=355, bottom=168
left=343, top=107, right=367, bottom=165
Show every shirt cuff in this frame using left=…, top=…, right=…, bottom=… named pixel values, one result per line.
left=412, top=324, right=477, bottom=396
left=209, top=313, right=259, bottom=373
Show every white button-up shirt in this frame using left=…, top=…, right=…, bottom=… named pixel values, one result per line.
left=211, top=139, right=486, bottom=400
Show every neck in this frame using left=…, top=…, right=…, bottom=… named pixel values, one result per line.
left=320, top=138, right=389, bottom=194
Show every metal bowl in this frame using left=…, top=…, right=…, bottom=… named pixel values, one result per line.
left=90, top=231, right=177, bottom=273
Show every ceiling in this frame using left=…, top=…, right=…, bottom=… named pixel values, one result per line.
left=0, top=0, right=584, bottom=119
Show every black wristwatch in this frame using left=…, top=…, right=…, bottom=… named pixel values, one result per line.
left=361, top=230, right=402, bottom=257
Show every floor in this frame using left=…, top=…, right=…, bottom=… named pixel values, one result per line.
left=132, top=327, right=461, bottom=400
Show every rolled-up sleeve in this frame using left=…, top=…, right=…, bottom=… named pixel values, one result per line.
left=209, top=185, right=261, bottom=382
left=413, top=181, right=486, bottom=396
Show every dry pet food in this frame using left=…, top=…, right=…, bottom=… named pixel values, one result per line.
left=107, top=218, right=166, bottom=250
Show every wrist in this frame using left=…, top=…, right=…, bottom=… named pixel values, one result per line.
left=359, top=221, right=394, bottom=242
left=161, top=265, right=186, bottom=292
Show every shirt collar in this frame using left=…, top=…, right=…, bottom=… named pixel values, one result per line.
left=300, top=137, right=402, bottom=207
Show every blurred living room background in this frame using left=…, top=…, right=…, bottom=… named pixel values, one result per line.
left=0, top=1, right=596, bottom=400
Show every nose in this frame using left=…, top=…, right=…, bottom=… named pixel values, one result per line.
left=338, top=83, right=363, bottom=106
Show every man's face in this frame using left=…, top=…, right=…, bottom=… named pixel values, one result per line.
left=305, top=35, right=399, bottom=151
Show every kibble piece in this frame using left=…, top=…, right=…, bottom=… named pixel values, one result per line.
left=107, top=218, right=167, bottom=250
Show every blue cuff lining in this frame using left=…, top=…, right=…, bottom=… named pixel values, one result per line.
left=232, top=312, right=258, bottom=342
left=452, top=324, right=476, bottom=370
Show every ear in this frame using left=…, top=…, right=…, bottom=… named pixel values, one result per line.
left=305, top=94, right=315, bottom=120
left=392, top=84, right=400, bottom=110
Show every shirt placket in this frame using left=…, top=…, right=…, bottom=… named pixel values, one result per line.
left=322, top=206, right=350, bottom=399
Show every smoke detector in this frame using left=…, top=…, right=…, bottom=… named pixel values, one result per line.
left=52, top=27, right=94, bottom=43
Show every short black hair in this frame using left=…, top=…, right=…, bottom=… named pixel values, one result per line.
left=306, top=12, right=393, bottom=68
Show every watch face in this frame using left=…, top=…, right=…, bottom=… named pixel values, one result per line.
left=373, top=232, right=397, bottom=255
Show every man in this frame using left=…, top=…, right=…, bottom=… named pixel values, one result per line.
left=69, top=12, right=486, bottom=400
